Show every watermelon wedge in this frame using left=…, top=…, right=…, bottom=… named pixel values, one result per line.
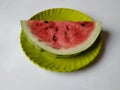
left=21, top=20, right=101, bottom=55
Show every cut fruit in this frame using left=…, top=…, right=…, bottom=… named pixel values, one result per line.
left=21, top=20, right=101, bottom=55
left=20, top=8, right=102, bottom=72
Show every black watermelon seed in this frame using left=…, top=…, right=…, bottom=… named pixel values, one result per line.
left=66, top=25, right=69, bottom=30
left=44, top=21, right=48, bottom=23
left=55, top=28, right=58, bottom=32
left=52, top=35, right=57, bottom=41
left=81, top=23, right=85, bottom=27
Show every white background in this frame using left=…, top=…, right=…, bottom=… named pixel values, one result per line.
left=0, top=0, right=120, bottom=90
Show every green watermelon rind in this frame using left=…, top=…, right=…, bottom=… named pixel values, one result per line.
left=20, top=8, right=102, bottom=72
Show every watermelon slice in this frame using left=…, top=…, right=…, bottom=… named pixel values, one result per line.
left=21, top=20, right=101, bottom=55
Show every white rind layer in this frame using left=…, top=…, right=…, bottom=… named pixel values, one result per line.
left=21, top=20, right=102, bottom=55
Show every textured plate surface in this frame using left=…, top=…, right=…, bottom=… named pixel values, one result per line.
left=20, top=8, right=102, bottom=72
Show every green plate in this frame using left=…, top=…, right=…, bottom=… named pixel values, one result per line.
left=20, top=8, right=102, bottom=72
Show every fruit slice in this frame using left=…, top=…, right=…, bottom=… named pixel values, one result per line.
left=21, top=20, right=101, bottom=55
left=20, top=8, right=102, bottom=72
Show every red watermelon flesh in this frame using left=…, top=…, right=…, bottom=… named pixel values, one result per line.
left=27, top=20, right=95, bottom=49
